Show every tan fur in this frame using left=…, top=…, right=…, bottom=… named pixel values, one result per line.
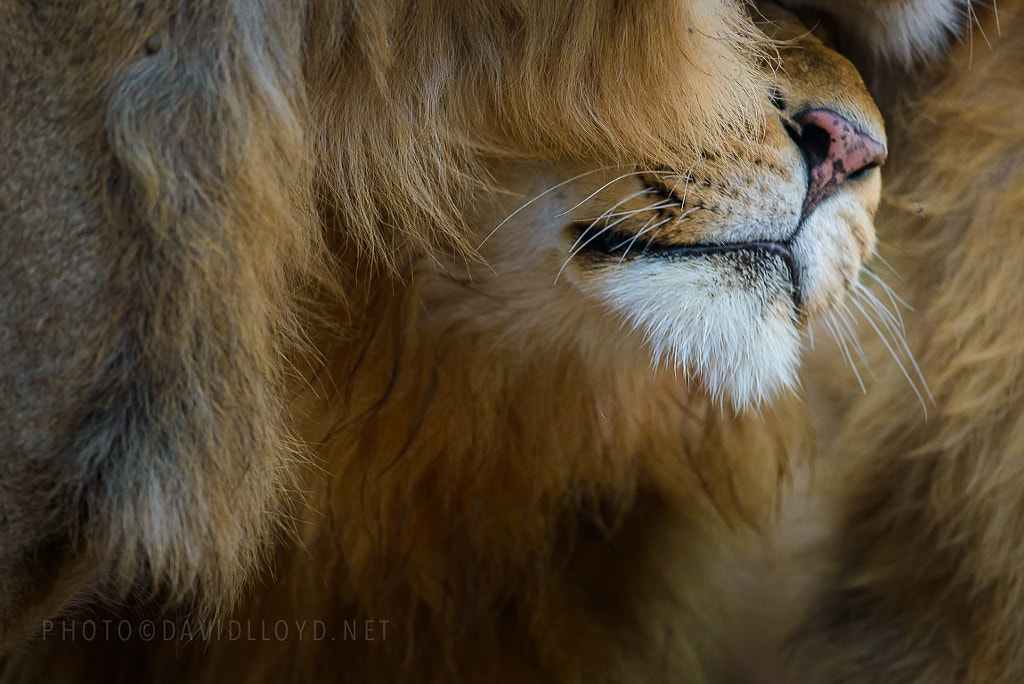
left=779, top=1, right=1024, bottom=681
left=1, top=0, right=885, bottom=681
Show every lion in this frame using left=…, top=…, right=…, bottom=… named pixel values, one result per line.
left=0, top=0, right=769, bottom=648
left=756, top=1, right=1024, bottom=682
left=2, top=2, right=888, bottom=680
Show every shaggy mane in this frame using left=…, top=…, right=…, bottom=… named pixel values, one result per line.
left=26, top=0, right=325, bottom=628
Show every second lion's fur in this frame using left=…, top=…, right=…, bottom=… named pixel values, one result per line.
left=788, top=2, right=1024, bottom=681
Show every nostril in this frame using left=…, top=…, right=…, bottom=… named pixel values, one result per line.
left=792, top=121, right=832, bottom=173
left=790, top=108, right=887, bottom=220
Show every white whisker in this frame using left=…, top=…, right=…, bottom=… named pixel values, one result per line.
left=594, top=198, right=677, bottom=220
left=555, top=218, right=636, bottom=284
left=677, top=165, right=696, bottom=208
left=564, top=190, right=661, bottom=256
left=853, top=284, right=932, bottom=405
left=478, top=167, right=611, bottom=249
left=824, top=313, right=866, bottom=393
left=862, top=268, right=911, bottom=329
left=853, top=283, right=904, bottom=343
left=555, top=169, right=654, bottom=218
left=556, top=193, right=681, bottom=282
left=615, top=214, right=676, bottom=265
left=847, top=290, right=932, bottom=413
left=871, top=253, right=902, bottom=279
left=838, top=300, right=874, bottom=374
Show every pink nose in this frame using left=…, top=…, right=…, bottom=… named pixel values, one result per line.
left=791, top=109, right=887, bottom=220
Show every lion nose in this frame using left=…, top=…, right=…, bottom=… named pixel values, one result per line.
left=788, top=109, right=887, bottom=220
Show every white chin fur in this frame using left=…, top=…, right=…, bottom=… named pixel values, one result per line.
left=594, top=258, right=801, bottom=410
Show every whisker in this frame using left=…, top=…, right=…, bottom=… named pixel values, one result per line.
left=616, top=204, right=690, bottom=247
left=862, top=268, right=911, bottom=329
left=571, top=187, right=655, bottom=234
left=853, top=283, right=932, bottom=405
left=555, top=169, right=655, bottom=218
left=555, top=219, right=634, bottom=284
left=556, top=195, right=677, bottom=283
left=847, top=290, right=932, bottom=413
left=824, top=313, right=866, bottom=393
left=871, top=253, right=902, bottom=279
left=967, top=0, right=975, bottom=67
left=677, top=165, right=696, bottom=208
left=853, top=283, right=905, bottom=342
left=565, top=196, right=659, bottom=258
left=562, top=201, right=658, bottom=269
left=638, top=205, right=702, bottom=258
left=478, top=167, right=612, bottom=249
left=854, top=281, right=907, bottom=338
left=590, top=199, right=676, bottom=223
left=615, top=215, right=676, bottom=265
left=970, top=0, right=993, bottom=50
left=841, top=301, right=873, bottom=371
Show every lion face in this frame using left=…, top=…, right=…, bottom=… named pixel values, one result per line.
left=456, top=7, right=885, bottom=406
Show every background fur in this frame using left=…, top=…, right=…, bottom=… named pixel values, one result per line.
left=783, top=1, right=1024, bottom=681
left=0, top=0, right=320, bottom=644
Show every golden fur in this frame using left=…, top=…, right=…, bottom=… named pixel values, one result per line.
left=775, top=1, right=1024, bottom=681
left=2, top=0, right=887, bottom=681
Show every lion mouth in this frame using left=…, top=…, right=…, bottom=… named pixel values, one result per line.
left=570, top=222, right=801, bottom=306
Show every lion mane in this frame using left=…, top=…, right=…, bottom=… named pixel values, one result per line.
left=0, top=0, right=322, bottom=642
left=0, top=0, right=772, bottom=655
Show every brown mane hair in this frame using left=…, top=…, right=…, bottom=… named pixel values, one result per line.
left=61, top=0, right=322, bottom=615
left=791, top=2, right=1024, bottom=681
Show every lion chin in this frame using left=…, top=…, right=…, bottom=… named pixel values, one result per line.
left=602, top=255, right=803, bottom=407
left=2, top=1, right=888, bottom=682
